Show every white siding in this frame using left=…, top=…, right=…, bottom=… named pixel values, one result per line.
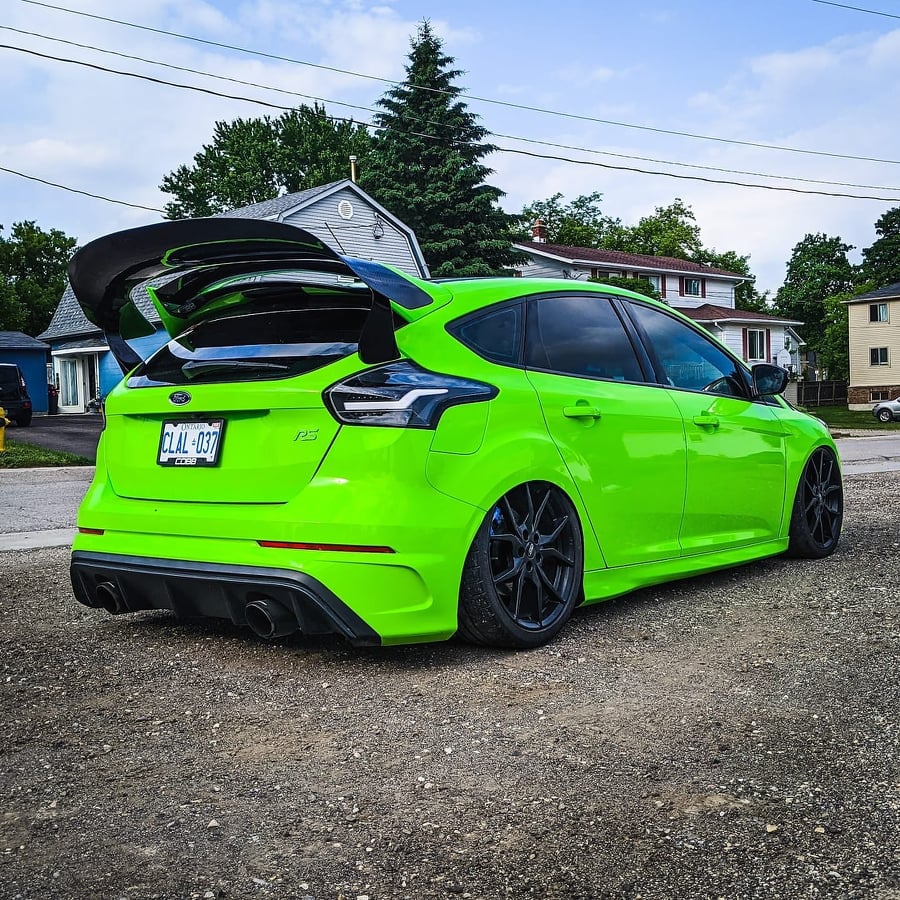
left=282, top=187, right=424, bottom=277
left=516, top=257, right=573, bottom=279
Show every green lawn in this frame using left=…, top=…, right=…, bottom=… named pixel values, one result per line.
left=808, top=406, right=900, bottom=431
left=0, top=439, right=92, bottom=468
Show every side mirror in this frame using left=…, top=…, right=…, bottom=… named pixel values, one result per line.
left=751, top=363, right=788, bottom=397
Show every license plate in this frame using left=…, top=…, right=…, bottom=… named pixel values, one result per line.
left=158, top=419, right=225, bottom=467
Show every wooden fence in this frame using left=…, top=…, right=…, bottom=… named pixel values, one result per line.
left=796, top=380, right=848, bottom=407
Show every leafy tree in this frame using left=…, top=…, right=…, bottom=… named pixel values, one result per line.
left=861, top=207, right=900, bottom=288
left=588, top=274, right=660, bottom=301
left=0, top=221, right=77, bottom=336
left=774, top=234, right=855, bottom=356
left=694, top=248, right=767, bottom=313
left=817, top=290, right=855, bottom=381
left=360, top=22, right=520, bottom=276
left=160, top=104, right=374, bottom=218
left=519, top=192, right=619, bottom=247
left=603, top=199, right=703, bottom=259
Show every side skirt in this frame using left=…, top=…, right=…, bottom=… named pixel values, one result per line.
left=581, top=538, right=789, bottom=605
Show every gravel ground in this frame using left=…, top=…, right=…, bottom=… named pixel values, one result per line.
left=1, top=474, right=898, bottom=900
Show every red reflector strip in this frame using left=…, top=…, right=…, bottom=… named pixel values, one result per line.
left=77, top=527, right=105, bottom=535
left=258, top=540, right=395, bottom=554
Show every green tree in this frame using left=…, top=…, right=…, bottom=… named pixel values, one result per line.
left=774, top=234, right=855, bottom=356
left=588, top=274, right=660, bottom=301
left=603, top=198, right=702, bottom=259
left=160, top=104, right=374, bottom=218
left=861, top=207, right=900, bottom=288
left=0, top=221, right=77, bottom=336
left=695, top=248, right=767, bottom=312
left=519, top=192, right=619, bottom=247
left=817, top=290, right=855, bottom=381
left=360, top=22, right=520, bottom=276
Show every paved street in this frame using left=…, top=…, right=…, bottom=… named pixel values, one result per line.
left=1, top=433, right=898, bottom=553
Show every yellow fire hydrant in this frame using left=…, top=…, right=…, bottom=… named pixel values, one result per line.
left=0, top=406, right=10, bottom=453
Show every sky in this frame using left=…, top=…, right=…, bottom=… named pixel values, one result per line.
left=2, top=0, right=900, bottom=295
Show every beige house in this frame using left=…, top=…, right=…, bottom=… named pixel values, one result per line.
left=846, top=282, right=900, bottom=410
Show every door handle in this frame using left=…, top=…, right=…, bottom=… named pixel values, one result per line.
left=563, top=405, right=602, bottom=419
left=692, top=413, right=719, bottom=428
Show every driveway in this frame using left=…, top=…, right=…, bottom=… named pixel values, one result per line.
left=8, top=413, right=104, bottom=461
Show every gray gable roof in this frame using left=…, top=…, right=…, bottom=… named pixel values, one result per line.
left=0, top=331, right=49, bottom=350
left=214, top=181, right=342, bottom=220
left=40, top=284, right=161, bottom=342
left=846, top=282, right=900, bottom=304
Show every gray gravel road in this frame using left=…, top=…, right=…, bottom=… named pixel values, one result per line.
left=1, top=473, right=898, bottom=900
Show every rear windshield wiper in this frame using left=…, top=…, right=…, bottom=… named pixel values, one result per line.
left=180, top=360, right=291, bottom=378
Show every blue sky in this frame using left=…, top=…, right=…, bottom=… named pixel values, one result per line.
left=2, top=0, right=899, bottom=293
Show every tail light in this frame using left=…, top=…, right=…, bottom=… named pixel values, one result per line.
left=324, top=361, right=497, bottom=429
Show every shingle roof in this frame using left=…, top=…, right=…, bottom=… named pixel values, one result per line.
left=215, top=181, right=344, bottom=220
left=516, top=241, right=746, bottom=279
left=681, top=303, right=802, bottom=326
left=846, top=282, right=900, bottom=303
left=0, top=331, right=49, bottom=350
left=39, top=284, right=161, bottom=342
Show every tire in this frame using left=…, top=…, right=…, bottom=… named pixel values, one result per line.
left=16, top=412, right=31, bottom=427
left=877, top=408, right=893, bottom=424
left=458, top=482, right=583, bottom=649
left=787, top=447, right=843, bottom=559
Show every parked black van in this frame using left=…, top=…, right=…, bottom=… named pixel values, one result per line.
left=0, top=363, right=33, bottom=426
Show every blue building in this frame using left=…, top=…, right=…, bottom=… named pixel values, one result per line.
left=40, top=180, right=428, bottom=413
left=0, top=331, right=50, bottom=415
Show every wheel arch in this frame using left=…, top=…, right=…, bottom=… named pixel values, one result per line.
left=780, top=440, right=842, bottom=538
left=426, top=434, right=605, bottom=572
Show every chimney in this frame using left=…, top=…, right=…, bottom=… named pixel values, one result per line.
left=531, top=218, right=547, bottom=243
left=349, top=155, right=358, bottom=183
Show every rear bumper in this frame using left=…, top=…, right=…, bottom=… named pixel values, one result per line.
left=71, top=551, right=381, bottom=646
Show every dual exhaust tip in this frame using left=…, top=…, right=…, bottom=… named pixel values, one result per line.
left=87, top=583, right=298, bottom=639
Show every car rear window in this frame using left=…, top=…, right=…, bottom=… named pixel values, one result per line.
left=0, top=367, right=21, bottom=388
left=128, top=307, right=370, bottom=387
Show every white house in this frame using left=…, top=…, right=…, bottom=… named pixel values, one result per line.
left=514, top=230, right=804, bottom=373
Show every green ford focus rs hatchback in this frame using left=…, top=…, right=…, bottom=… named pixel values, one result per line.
left=69, top=219, right=843, bottom=648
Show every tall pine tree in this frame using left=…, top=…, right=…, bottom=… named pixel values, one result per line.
left=361, top=22, right=520, bottom=276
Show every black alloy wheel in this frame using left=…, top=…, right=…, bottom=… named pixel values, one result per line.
left=788, top=447, right=843, bottom=558
left=458, top=482, right=583, bottom=648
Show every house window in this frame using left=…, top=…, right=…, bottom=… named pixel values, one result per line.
left=682, top=277, right=703, bottom=297
left=870, top=347, right=889, bottom=366
left=871, top=390, right=890, bottom=401
left=747, top=329, right=767, bottom=362
left=590, top=269, right=610, bottom=280
left=639, top=274, right=662, bottom=292
left=869, top=303, right=889, bottom=323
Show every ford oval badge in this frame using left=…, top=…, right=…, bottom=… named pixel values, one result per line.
left=169, top=390, right=192, bottom=406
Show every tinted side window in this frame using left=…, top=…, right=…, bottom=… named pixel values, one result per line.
left=450, top=304, right=522, bottom=365
left=525, top=294, right=644, bottom=382
left=628, top=302, right=746, bottom=397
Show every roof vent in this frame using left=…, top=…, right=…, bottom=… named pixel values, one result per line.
left=338, top=200, right=354, bottom=220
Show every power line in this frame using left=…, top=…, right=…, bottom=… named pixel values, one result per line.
left=0, top=165, right=164, bottom=211
left=8, top=25, right=900, bottom=194
left=5, top=44, right=900, bottom=203
left=19, top=0, right=900, bottom=167
left=810, top=0, right=900, bottom=19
